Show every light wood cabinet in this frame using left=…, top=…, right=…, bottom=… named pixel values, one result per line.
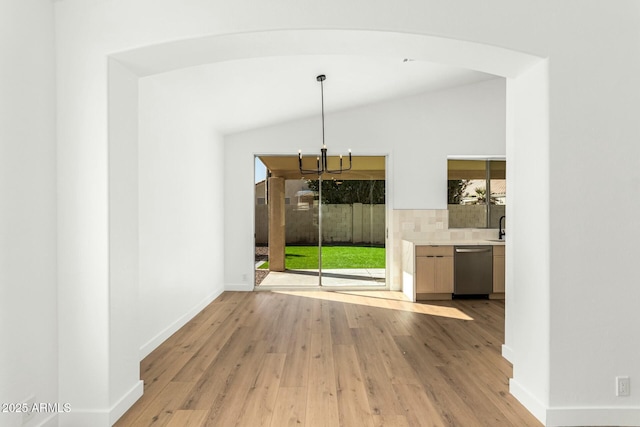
left=492, top=245, right=505, bottom=294
left=416, top=246, right=454, bottom=298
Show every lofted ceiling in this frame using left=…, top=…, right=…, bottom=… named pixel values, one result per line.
left=142, top=54, right=499, bottom=135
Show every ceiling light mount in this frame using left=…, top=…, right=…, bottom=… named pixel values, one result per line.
left=298, top=74, right=352, bottom=176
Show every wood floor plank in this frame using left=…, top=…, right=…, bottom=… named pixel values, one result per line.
left=364, top=319, right=423, bottom=387
left=305, top=332, right=340, bottom=427
left=391, top=383, right=447, bottom=427
left=163, top=299, right=237, bottom=354
left=308, top=298, right=330, bottom=335
left=435, top=362, right=514, bottom=426
left=329, top=301, right=354, bottom=345
left=252, top=293, right=290, bottom=349
left=235, top=352, right=287, bottom=427
left=446, top=349, right=541, bottom=426
left=201, top=339, right=269, bottom=426
left=182, top=330, right=262, bottom=410
left=278, top=319, right=311, bottom=387
left=334, top=344, right=375, bottom=427
left=116, top=292, right=542, bottom=427
left=114, top=352, right=195, bottom=427
left=372, top=414, right=411, bottom=427
left=350, top=327, right=406, bottom=416
left=165, top=410, right=208, bottom=427
left=343, top=300, right=363, bottom=329
left=270, top=387, right=307, bottom=427
left=172, top=306, right=244, bottom=382
left=271, top=294, right=311, bottom=387
left=393, top=334, right=485, bottom=426
left=121, top=381, right=195, bottom=427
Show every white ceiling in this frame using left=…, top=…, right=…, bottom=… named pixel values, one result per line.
left=143, top=54, right=499, bottom=135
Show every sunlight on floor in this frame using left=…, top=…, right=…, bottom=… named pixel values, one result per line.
left=272, top=290, right=474, bottom=321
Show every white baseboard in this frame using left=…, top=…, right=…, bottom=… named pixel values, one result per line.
left=225, top=283, right=253, bottom=291
left=56, top=381, right=143, bottom=427
left=110, top=380, right=143, bottom=425
left=501, top=344, right=514, bottom=364
left=509, top=377, right=547, bottom=425
left=509, top=372, right=640, bottom=427
left=546, top=406, right=640, bottom=427
left=139, top=287, right=224, bottom=360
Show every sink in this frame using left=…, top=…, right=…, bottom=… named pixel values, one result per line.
left=485, top=239, right=506, bottom=243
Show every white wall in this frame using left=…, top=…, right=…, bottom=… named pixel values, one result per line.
left=505, top=59, right=550, bottom=421
left=545, top=3, right=640, bottom=425
left=0, top=1, right=58, bottom=427
left=224, top=78, right=507, bottom=289
left=108, top=59, right=144, bottom=423
left=138, top=74, right=226, bottom=359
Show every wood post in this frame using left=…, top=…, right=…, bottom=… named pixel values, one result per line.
left=268, top=176, right=286, bottom=271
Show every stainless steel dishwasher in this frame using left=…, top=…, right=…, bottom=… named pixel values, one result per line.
left=454, top=246, right=493, bottom=296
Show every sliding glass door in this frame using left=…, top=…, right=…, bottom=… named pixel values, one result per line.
left=254, top=155, right=386, bottom=288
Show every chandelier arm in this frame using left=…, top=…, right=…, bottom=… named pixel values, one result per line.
left=325, top=168, right=352, bottom=174
left=299, top=168, right=324, bottom=175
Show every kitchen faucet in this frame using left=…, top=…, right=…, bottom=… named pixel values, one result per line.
left=499, top=215, right=506, bottom=240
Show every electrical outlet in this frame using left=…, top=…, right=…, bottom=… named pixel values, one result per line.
left=242, top=273, right=248, bottom=282
left=22, top=395, right=35, bottom=425
left=616, top=376, right=630, bottom=397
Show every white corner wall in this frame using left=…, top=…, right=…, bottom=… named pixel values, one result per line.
left=505, top=59, right=550, bottom=421
left=108, top=59, right=144, bottom=423
left=0, top=1, right=58, bottom=427
left=224, top=78, right=506, bottom=289
left=138, top=75, right=226, bottom=359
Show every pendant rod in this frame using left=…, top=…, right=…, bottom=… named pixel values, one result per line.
left=318, top=175, right=323, bottom=286
left=318, top=74, right=326, bottom=152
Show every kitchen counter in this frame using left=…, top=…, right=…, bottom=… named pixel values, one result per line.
left=402, top=238, right=505, bottom=246
left=401, top=238, right=505, bottom=302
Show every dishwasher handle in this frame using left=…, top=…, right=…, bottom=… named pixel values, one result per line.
left=455, top=247, right=492, bottom=254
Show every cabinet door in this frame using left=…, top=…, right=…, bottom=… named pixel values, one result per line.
left=416, top=256, right=436, bottom=293
left=434, top=256, right=454, bottom=293
left=493, top=255, right=505, bottom=293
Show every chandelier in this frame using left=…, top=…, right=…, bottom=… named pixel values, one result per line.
left=298, top=75, right=352, bottom=176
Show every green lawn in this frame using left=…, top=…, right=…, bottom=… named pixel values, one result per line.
left=259, top=245, right=385, bottom=270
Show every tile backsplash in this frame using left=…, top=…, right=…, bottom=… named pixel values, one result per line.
left=392, top=209, right=500, bottom=241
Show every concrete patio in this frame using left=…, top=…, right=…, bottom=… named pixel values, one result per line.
left=257, top=268, right=385, bottom=287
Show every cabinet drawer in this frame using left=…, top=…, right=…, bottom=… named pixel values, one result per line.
left=493, top=245, right=505, bottom=256
left=416, top=245, right=454, bottom=257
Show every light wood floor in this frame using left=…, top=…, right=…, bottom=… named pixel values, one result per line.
left=115, top=291, right=542, bottom=426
